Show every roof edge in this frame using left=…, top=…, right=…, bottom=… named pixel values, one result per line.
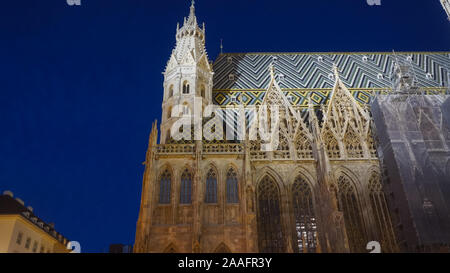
left=217, top=51, right=450, bottom=56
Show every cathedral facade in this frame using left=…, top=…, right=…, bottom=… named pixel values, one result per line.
left=134, top=2, right=450, bottom=253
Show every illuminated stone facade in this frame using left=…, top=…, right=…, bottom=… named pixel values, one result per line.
left=134, top=2, right=450, bottom=253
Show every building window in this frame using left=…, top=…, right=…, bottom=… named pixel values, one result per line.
left=336, top=175, right=368, bottom=252
left=159, top=169, right=172, bottom=204
left=25, top=238, right=31, bottom=249
left=180, top=169, right=192, bottom=204
left=368, top=172, right=398, bottom=252
left=226, top=168, right=239, bottom=203
left=182, top=81, right=190, bottom=94
left=16, top=232, right=23, bottom=245
left=292, top=176, right=317, bottom=253
left=205, top=168, right=218, bottom=204
left=32, top=241, right=38, bottom=252
left=257, top=175, right=284, bottom=253
left=168, top=85, right=174, bottom=98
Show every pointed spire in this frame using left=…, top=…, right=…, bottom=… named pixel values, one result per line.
left=269, top=64, right=276, bottom=80
left=308, top=95, right=321, bottom=141
left=332, top=63, right=340, bottom=83
left=186, top=0, right=197, bottom=26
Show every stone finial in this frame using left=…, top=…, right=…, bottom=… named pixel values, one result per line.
left=269, top=64, right=275, bottom=80
left=332, top=63, right=340, bottom=81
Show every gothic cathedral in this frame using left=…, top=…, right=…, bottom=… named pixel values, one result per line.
left=134, top=2, right=450, bottom=253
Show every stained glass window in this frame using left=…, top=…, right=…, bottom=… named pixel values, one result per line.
left=180, top=169, right=192, bottom=204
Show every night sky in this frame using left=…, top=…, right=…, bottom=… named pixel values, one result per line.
left=0, top=0, right=449, bottom=253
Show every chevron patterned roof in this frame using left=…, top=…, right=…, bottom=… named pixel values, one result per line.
left=212, top=52, right=450, bottom=90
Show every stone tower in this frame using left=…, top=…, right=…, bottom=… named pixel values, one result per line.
left=160, top=0, right=213, bottom=144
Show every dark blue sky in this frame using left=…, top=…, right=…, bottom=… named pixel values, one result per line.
left=0, top=0, right=449, bottom=253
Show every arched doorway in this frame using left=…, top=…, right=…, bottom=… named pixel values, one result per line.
left=257, top=175, right=285, bottom=253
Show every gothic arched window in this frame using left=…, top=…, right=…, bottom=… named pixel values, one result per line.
left=168, top=85, right=174, bottom=98
left=182, top=81, right=190, bottom=94
left=205, top=168, right=217, bottom=204
left=180, top=169, right=192, bottom=204
left=336, top=174, right=367, bottom=252
left=368, top=172, right=397, bottom=252
left=226, top=168, right=239, bottom=203
left=257, top=175, right=285, bottom=253
left=159, top=169, right=171, bottom=204
left=292, top=176, right=317, bottom=253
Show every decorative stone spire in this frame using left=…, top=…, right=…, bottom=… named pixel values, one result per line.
left=269, top=64, right=276, bottom=80
left=160, top=0, right=213, bottom=144
left=186, top=0, right=197, bottom=27
left=172, top=0, right=206, bottom=62
left=332, top=63, right=340, bottom=83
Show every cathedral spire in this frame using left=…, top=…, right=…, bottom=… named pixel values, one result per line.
left=332, top=63, right=340, bottom=83
left=269, top=64, right=276, bottom=80
left=186, top=0, right=198, bottom=27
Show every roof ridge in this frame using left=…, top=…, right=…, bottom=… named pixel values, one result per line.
left=216, top=51, right=450, bottom=56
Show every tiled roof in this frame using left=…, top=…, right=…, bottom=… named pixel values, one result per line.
left=212, top=52, right=450, bottom=90
left=0, top=194, right=69, bottom=245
